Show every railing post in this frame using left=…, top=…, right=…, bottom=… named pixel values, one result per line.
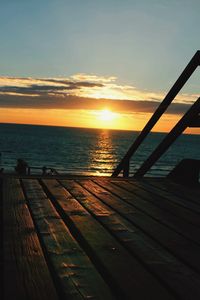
left=134, top=98, right=200, bottom=177
left=42, top=166, right=47, bottom=175
left=112, top=51, right=200, bottom=177
left=27, top=167, right=30, bottom=175
left=122, top=159, right=130, bottom=177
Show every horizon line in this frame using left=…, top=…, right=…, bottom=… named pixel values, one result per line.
left=0, top=121, right=199, bottom=135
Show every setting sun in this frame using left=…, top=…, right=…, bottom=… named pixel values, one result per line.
left=98, top=109, right=117, bottom=121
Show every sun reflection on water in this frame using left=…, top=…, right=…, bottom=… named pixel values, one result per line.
left=89, top=130, right=117, bottom=176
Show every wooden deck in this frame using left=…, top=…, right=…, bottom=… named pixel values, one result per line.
left=2, top=176, right=200, bottom=300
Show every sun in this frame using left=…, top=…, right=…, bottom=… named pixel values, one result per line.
left=93, top=108, right=120, bottom=129
left=98, top=109, right=116, bottom=121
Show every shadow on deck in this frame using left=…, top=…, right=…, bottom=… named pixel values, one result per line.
left=2, top=175, right=200, bottom=300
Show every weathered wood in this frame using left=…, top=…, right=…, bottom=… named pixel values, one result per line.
left=97, top=179, right=200, bottom=245
left=22, top=179, right=114, bottom=300
left=146, top=178, right=200, bottom=205
left=75, top=179, right=200, bottom=299
left=129, top=179, right=200, bottom=226
left=94, top=178, right=200, bottom=273
left=3, top=178, right=58, bottom=300
left=4, top=175, right=200, bottom=300
left=42, top=179, right=174, bottom=300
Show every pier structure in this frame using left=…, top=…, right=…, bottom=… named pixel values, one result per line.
left=3, top=175, right=200, bottom=300
left=2, top=51, right=200, bottom=300
left=112, top=50, right=200, bottom=178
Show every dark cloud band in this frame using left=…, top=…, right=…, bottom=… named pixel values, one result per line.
left=0, top=93, right=191, bottom=115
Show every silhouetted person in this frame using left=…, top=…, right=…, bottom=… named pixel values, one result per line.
left=15, top=159, right=28, bottom=175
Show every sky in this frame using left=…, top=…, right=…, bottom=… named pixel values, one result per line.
left=0, top=0, right=199, bottom=133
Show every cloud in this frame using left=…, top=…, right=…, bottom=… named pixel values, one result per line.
left=70, top=74, right=117, bottom=83
left=0, top=76, right=103, bottom=95
left=0, top=74, right=198, bottom=115
left=0, top=93, right=194, bottom=115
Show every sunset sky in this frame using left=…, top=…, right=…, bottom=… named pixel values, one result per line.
left=0, top=0, right=199, bottom=133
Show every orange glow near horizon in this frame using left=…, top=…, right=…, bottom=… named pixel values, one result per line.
left=93, top=108, right=121, bottom=129
left=1, top=107, right=200, bottom=134
left=97, top=109, right=117, bottom=121
left=1, top=75, right=199, bottom=134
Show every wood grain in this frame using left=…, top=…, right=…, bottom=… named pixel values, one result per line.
left=3, top=178, right=58, bottom=300
left=43, top=178, right=174, bottom=300
left=22, top=179, right=114, bottom=300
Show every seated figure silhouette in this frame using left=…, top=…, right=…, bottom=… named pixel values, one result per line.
left=15, top=159, right=28, bottom=175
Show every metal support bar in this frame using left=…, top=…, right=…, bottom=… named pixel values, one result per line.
left=134, top=98, right=200, bottom=177
left=112, top=51, right=200, bottom=177
left=122, top=159, right=130, bottom=177
left=188, top=114, right=200, bottom=127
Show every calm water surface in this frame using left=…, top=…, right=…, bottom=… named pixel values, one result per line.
left=0, top=123, right=199, bottom=176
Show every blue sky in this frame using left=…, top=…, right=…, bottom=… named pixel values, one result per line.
left=0, top=0, right=199, bottom=132
left=0, top=0, right=199, bottom=93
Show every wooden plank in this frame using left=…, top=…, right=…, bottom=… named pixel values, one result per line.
left=22, top=179, right=114, bottom=300
left=3, top=178, right=58, bottom=300
left=109, top=179, right=200, bottom=245
left=126, top=179, right=200, bottom=227
left=137, top=178, right=200, bottom=211
left=146, top=178, right=200, bottom=205
left=42, top=178, right=174, bottom=300
left=93, top=178, right=200, bottom=273
left=74, top=179, right=200, bottom=299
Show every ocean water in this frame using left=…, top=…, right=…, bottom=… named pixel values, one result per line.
left=0, top=123, right=199, bottom=177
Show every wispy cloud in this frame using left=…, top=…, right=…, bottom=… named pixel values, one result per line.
left=0, top=74, right=198, bottom=114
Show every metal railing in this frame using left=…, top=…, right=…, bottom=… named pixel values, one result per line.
left=112, top=50, right=200, bottom=177
left=27, top=166, right=59, bottom=175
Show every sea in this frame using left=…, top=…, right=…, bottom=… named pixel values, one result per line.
left=0, top=123, right=199, bottom=177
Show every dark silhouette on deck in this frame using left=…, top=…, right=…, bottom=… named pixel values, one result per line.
left=15, top=158, right=28, bottom=175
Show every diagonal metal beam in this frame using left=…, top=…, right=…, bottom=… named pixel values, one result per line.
left=134, top=98, right=200, bottom=177
left=112, top=51, right=200, bottom=177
